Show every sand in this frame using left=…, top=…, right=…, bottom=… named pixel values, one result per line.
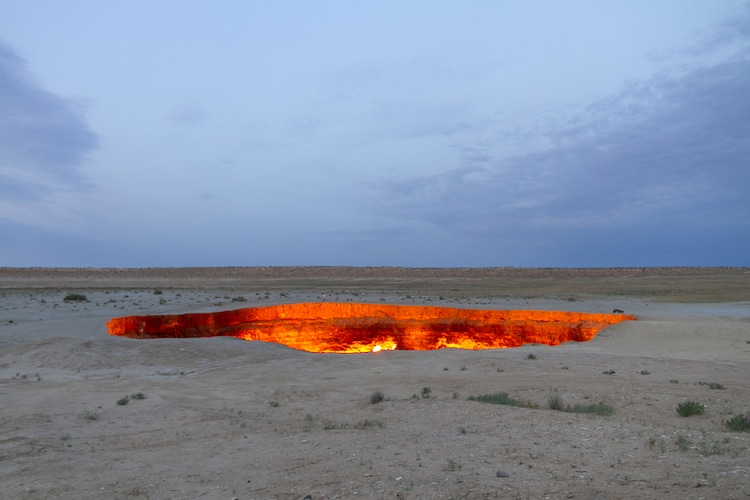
left=0, top=267, right=749, bottom=499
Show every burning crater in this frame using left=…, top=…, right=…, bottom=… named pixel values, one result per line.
left=106, top=303, right=635, bottom=353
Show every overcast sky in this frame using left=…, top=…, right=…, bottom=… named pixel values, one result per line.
left=1, top=1, right=749, bottom=267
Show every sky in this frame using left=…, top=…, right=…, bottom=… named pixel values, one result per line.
left=1, top=1, right=749, bottom=268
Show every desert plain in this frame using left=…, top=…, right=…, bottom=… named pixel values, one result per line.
left=0, top=266, right=749, bottom=499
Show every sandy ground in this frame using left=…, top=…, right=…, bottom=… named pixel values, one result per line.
left=0, top=267, right=749, bottom=499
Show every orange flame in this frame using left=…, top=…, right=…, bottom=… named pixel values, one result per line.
left=107, top=302, right=635, bottom=353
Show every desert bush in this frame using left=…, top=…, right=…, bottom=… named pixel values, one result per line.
left=526, top=353, right=537, bottom=360
left=565, top=402, right=614, bottom=416
left=355, top=419, right=385, bottom=429
left=548, top=393, right=565, bottom=411
left=116, top=397, right=129, bottom=406
left=82, top=410, right=101, bottom=421
left=697, top=440, right=729, bottom=456
left=322, top=418, right=384, bottom=430
left=64, top=293, right=87, bottom=302
left=725, top=414, right=750, bottom=432
left=697, top=381, right=725, bottom=390
left=676, top=401, right=705, bottom=417
left=130, top=392, right=147, bottom=400
left=369, top=391, right=385, bottom=404
left=469, top=392, right=516, bottom=405
left=676, top=434, right=691, bottom=451
left=322, top=418, right=344, bottom=430
left=468, top=392, right=538, bottom=409
left=421, top=387, right=432, bottom=399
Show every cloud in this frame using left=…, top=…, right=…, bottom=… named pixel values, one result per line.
left=369, top=49, right=750, bottom=242
left=689, top=2, right=750, bottom=56
left=0, top=41, right=98, bottom=205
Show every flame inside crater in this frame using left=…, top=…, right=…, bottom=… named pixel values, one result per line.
left=106, top=302, right=635, bottom=353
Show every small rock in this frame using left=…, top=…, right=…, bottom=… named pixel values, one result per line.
left=496, top=470, right=509, bottom=478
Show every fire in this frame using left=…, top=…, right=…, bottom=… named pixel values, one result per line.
left=372, top=341, right=397, bottom=352
left=106, top=302, right=635, bottom=353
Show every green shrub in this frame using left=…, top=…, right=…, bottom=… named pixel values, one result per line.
left=697, top=381, right=725, bottom=390
left=130, top=392, right=147, bottom=400
left=724, top=414, right=750, bottom=432
left=676, top=434, right=691, bottom=451
left=677, top=434, right=691, bottom=451
left=421, top=387, right=432, bottom=399
left=82, top=410, right=101, bottom=421
left=446, top=458, right=461, bottom=471
left=468, top=392, right=538, bottom=409
left=116, top=397, right=129, bottom=406
left=565, top=402, right=614, bottom=416
left=676, top=401, right=705, bottom=417
left=64, top=293, right=87, bottom=302
left=469, top=392, right=516, bottom=405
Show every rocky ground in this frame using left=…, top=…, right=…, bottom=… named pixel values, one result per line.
left=0, top=267, right=749, bottom=499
